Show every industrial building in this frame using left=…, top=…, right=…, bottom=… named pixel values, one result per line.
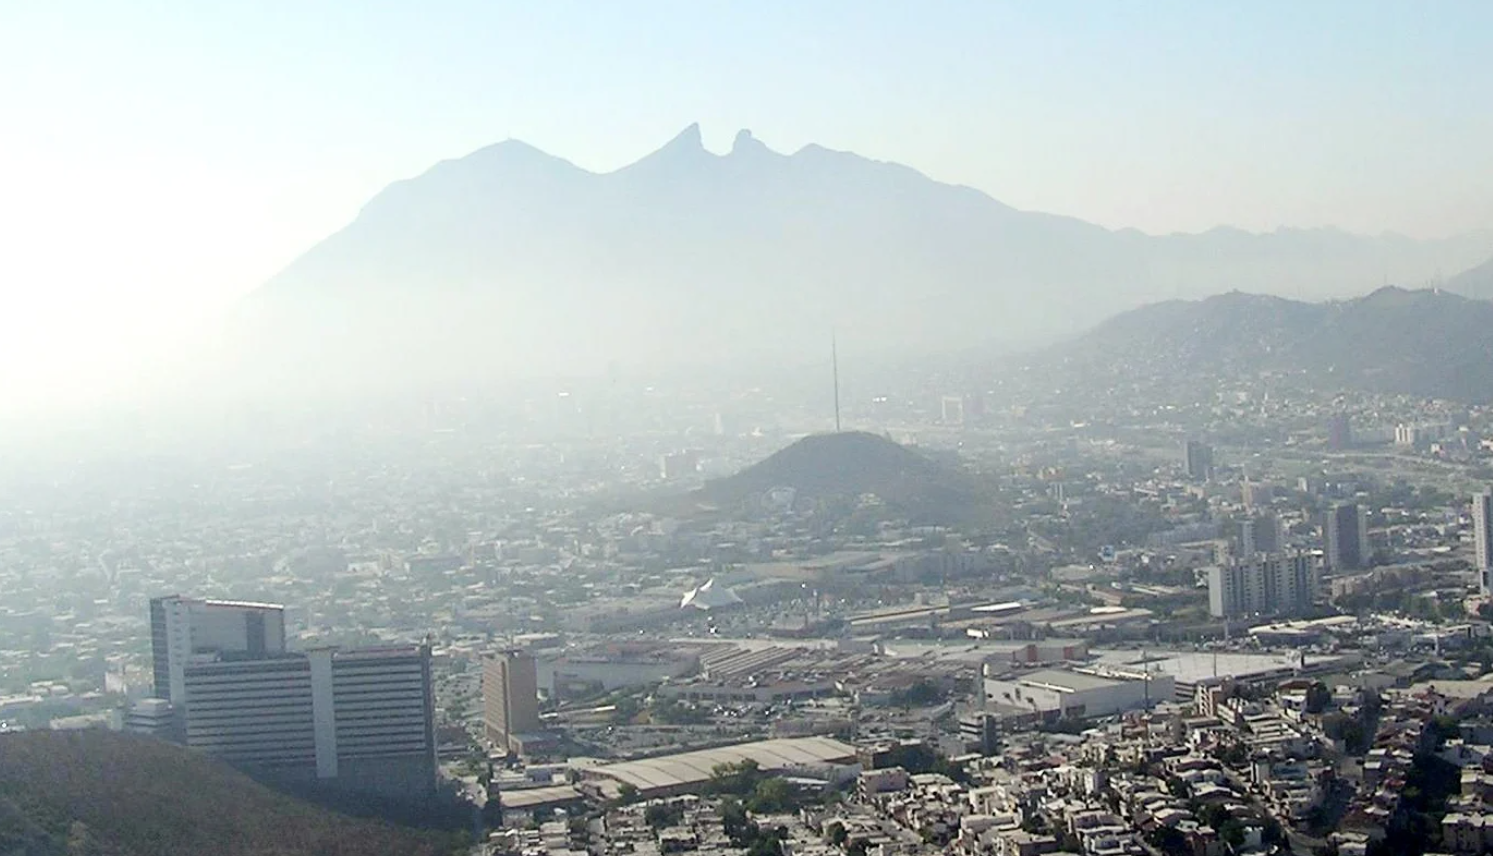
left=582, top=736, right=859, bottom=798
left=1090, top=649, right=1352, bottom=701
left=982, top=667, right=1174, bottom=720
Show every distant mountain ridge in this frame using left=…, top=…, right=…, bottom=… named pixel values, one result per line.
left=1058, top=286, right=1493, bottom=402
left=1448, top=255, right=1493, bottom=301
left=232, top=124, right=1493, bottom=398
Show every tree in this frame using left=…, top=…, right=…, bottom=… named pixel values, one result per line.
left=828, top=824, right=848, bottom=847
left=1148, top=826, right=1189, bottom=856
left=1323, top=713, right=1368, bottom=753
left=747, top=827, right=789, bottom=856
left=645, top=803, right=684, bottom=830
left=710, top=760, right=765, bottom=797
left=720, top=797, right=759, bottom=846
left=1197, top=803, right=1231, bottom=830
left=1218, top=818, right=1246, bottom=848
left=615, top=783, right=639, bottom=805
left=747, top=777, right=795, bottom=814
left=1304, top=681, right=1332, bottom=714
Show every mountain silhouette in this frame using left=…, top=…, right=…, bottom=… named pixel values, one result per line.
left=232, top=125, right=1493, bottom=398
left=1058, top=286, right=1493, bottom=402
left=1447, top=254, right=1493, bottom=301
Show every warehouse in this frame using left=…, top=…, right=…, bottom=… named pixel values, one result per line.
left=983, top=667, right=1173, bottom=720
left=581, top=736, right=858, bottom=798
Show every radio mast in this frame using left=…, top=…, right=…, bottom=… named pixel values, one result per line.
left=832, top=332, right=841, bottom=433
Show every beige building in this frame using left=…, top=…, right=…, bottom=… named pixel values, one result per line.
left=484, top=650, right=540, bottom=753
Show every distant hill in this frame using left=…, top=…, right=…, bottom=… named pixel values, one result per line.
left=1447, top=254, right=1493, bottom=301
left=1058, top=286, right=1493, bottom=402
left=0, top=731, right=450, bottom=856
left=697, top=431, right=979, bottom=521
left=227, top=124, right=1493, bottom=400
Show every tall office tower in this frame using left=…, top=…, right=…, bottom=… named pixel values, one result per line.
left=1324, top=502, right=1370, bottom=571
left=1473, top=490, right=1493, bottom=595
left=1242, top=481, right=1274, bottom=511
left=1207, top=565, right=1240, bottom=618
left=1327, top=414, right=1353, bottom=451
left=1183, top=440, right=1214, bottom=481
left=941, top=396, right=966, bottom=426
left=484, top=650, right=541, bottom=754
left=1208, top=553, right=1317, bottom=618
left=150, top=596, right=286, bottom=706
left=1238, top=513, right=1283, bottom=559
left=181, top=645, right=436, bottom=801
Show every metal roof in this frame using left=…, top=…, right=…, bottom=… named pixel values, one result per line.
left=588, top=736, right=856, bottom=793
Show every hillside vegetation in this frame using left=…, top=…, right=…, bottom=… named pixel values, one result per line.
left=1060, top=286, right=1493, bottom=402
left=0, top=731, right=454, bottom=856
left=697, top=431, right=991, bottom=525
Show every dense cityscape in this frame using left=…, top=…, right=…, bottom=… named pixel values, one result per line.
left=5, top=358, right=1493, bottom=855
left=7, top=5, right=1493, bottom=856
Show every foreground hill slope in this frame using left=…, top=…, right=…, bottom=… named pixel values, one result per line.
left=0, top=731, right=450, bottom=856
left=1059, top=286, right=1493, bottom=402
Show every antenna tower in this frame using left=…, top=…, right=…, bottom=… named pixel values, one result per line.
left=832, top=332, right=842, bottom=432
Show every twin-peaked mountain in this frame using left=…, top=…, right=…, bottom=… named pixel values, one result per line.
left=233, top=124, right=1492, bottom=397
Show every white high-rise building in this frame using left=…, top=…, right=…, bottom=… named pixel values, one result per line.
left=150, top=596, right=287, bottom=708
left=1474, top=490, right=1493, bottom=596
left=1208, top=553, right=1318, bottom=618
left=180, top=645, right=436, bottom=801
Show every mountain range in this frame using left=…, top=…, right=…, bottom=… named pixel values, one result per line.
left=1055, top=286, right=1493, bottom=402
left=231, top=125, right=1493, bottom=398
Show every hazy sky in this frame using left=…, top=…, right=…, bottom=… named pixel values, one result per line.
left=2, top=1, right=1492, bottom=412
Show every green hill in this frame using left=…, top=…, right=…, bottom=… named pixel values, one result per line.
left=1061, top=286, right=1493, bottom=402
left=0, top=730, right=455, bottom=856
left=698, top=431, right=985, bottom=523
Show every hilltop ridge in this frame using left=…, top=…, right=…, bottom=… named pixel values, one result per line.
left=227, top=125, right=1493, bottom=401
left=1058, top=286, right=1493, bottom=402
left=698, top=431, right=980, bottom=523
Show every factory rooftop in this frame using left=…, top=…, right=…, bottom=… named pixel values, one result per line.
left=583, top=736, right=857, bottom=797
left=1012, top=669, right=1124, bottom=693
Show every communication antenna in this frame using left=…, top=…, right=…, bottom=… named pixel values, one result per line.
left=832, top=331, right=842, bottom=433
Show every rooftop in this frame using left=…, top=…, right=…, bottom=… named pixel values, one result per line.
left=586, top=736, right=856, bottom=795
left=1013, top=669, right=1121, bottom=693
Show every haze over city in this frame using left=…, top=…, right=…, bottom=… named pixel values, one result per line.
left=3, top=1, right=1493, bottom=413
left=9, top=5, right=1493, bottom=856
